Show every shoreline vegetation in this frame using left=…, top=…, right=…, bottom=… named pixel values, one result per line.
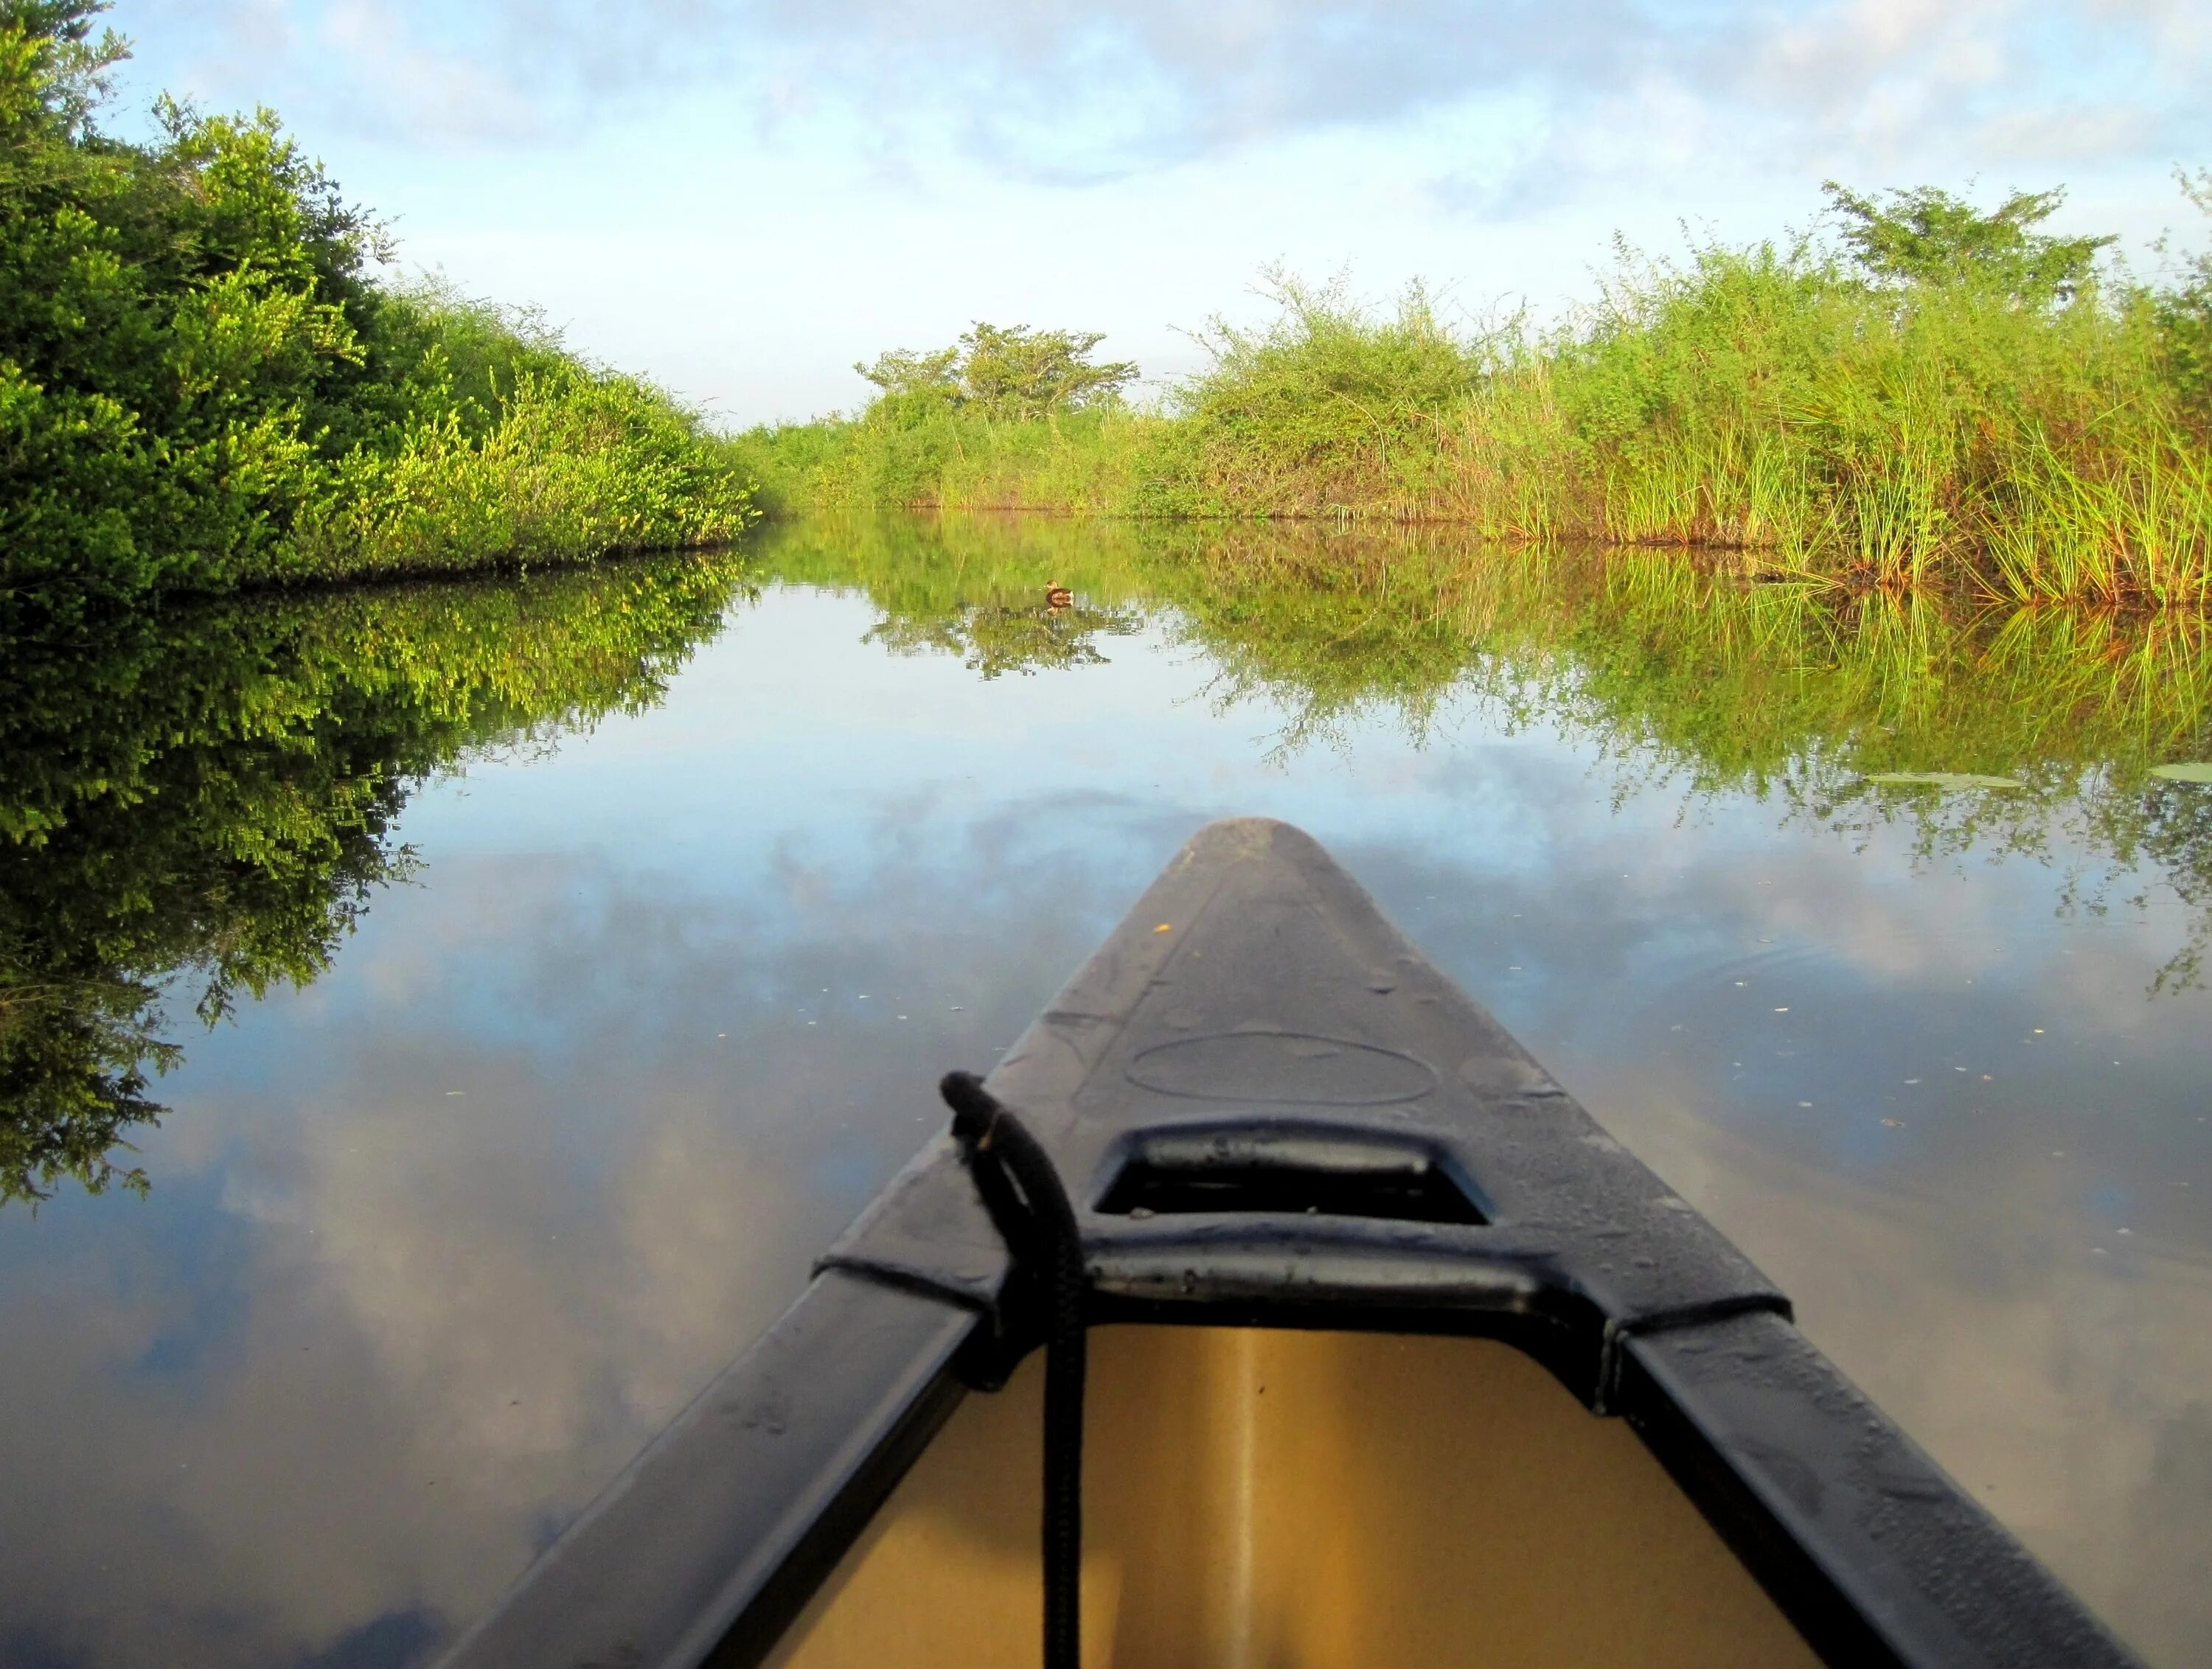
left=15, top=4, right=2208, bottom=619
left=1, top=2, right=752, bottom=619
left=734, top=184, right=2212, bottom=607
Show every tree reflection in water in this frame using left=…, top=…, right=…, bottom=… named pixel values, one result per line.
left=0, top=556, right=751, bottom=1204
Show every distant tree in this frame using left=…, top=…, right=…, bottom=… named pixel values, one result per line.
left=852, top=345, right=961, bottom=401
left=1822, top=181, right=2115, bottom=304
left=956, top=323, right=1136, bottom=418
left=855, top=324, right=1136, bottom=419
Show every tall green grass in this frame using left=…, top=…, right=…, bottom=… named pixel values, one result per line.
left=736, top=401, right=1165, bottom=519
left=737, top=236, right=2212, bottom=604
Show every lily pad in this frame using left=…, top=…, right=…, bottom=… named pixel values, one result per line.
left=2150, top=762, right=2212, bottom=784
left=1863, top=771, right=2023, bottom=791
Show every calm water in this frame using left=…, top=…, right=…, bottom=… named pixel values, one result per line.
left=3, top=517, right=2208, bottom=1667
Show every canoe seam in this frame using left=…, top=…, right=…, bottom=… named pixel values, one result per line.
left=815, top=1255, right=999, bottom=1319
left=1595, top=1294, right=1797, bottom=1415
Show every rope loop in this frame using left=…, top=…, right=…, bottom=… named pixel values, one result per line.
left=941, top=1071, right=1087, bottom=1669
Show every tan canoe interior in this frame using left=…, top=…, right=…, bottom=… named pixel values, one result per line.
left=765, top=1325, right=1820, bottom=1669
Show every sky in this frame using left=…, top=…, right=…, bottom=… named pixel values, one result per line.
left=107, top=0, right=2212, bottom=425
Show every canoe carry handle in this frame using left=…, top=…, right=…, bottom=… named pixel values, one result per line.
left=941, top=1071, right=1088, bottom=1669
left=1096, top=1124, right=1487, bottom=1224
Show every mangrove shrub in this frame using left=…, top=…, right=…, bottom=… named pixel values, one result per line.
left=0, top=1, right=751, bottom=611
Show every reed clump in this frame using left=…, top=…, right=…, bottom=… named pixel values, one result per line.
left=737, top=183, right=2212, bottom=604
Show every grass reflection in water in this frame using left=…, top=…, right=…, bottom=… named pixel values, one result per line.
left=7, top=511, right=2211, bottom=1208
left=771, top=512, right=2212, bottom=985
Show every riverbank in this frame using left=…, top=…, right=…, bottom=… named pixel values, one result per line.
left=733, top=188, right=2212, bottom=607
left=1, top=7, right=751, bottom=619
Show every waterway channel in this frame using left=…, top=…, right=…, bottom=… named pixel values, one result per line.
left=2, top=514, right=2207, bottom=1666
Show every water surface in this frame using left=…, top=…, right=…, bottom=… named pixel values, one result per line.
left=2, top=517, right=2208, bottom=1667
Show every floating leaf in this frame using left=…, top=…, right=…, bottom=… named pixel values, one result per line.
left=1863, top=771, right=2023, bottom=791
left=2149, top=763, right=2212, bottom=784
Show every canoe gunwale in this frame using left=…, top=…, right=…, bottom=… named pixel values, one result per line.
left=441, top=818, right=2143, bottom=1669
left=1615, top=1311, right=2143, bottom=1669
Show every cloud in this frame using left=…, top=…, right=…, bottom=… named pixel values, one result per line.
left=146, top=0, right=2211, bottom=204
left=314, top=0, right=543, bottom=141
left=1970, top=101, right=2165, bottom=164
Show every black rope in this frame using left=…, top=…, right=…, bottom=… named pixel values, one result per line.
left=942, top=1070, right=1086, bottom=1669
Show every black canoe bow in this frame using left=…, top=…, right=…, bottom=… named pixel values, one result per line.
left=442, top=818, right=2140, bottom=1669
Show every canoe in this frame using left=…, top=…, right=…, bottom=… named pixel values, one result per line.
left=444, top=818, right=2140, bottom=1669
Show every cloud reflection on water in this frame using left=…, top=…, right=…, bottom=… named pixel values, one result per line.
left=0, top=803, right=1172, bottom=1665
left=0, top=579, right=2208, bottom=1665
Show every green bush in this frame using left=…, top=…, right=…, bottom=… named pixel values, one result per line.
left=291, top=355, right=754, bottom=581
left=0, top=1, right=751, bottom=613
left=1169, top=271, right=1480, bottom=514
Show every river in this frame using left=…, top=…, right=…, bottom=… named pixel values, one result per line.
left=1, top=514, right=2207, bottom=1667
